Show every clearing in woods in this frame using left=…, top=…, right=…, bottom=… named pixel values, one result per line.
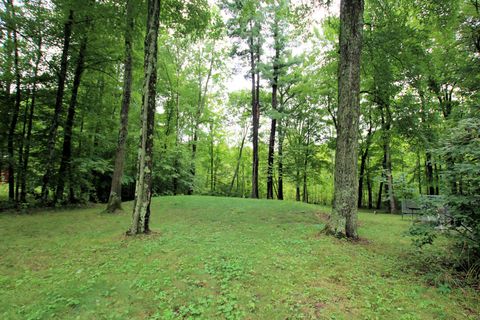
left=1, top=196, right=479, bottom=319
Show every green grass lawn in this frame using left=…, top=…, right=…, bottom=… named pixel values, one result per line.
left=0, top=196, right=478, bottom=319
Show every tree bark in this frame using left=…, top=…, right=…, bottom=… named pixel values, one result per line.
left=41, top=10, right=74, bottom=202
left=106, top=0, right=135, bottom=212
left=277, top=118, right=285, bottom=200
left=55, top=31, right=88, bottom=204
left=229, top=123, right=248, bottom=194
left=20, top=28, right=42, bottom=203
left=128, top=0, right=160, bottom=235
left=250, top=21, right=260, bottom=199
left=326, top=0, right=364, bottom=238
left=6, top=0, right=21, bottom=202
left=358, top=123, right=372, bottom=208
left=267, top=17, right=280, bottom=200
left=425, top=151, right=435, bottom=195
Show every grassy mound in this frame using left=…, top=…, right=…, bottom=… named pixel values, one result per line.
left=1, top=196, right=478, bottom=319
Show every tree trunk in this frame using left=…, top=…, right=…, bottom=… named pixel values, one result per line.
left=366, top=160, right=373, bottom=209
left=128, top=0, right=160, bottom=235
left=209, top=122, right=214, bottom=192
left=267, top=18, right=280, bottom=200
left=7, top=0, right=21, bottom=202
left=229, top=124, right=248, bottom=194
left=384, top=105, right=396, bottom=213
left=425, top=151, right=435, bottom=195
left=358, top=123, right=372, bottom=208
left=302, top=120, right=310, bottom=203
left=376, top=181, right=383, bottom=210
left=416, top=151, right=422, bottom=195
left=41, top=10, right=74, bottom=202
left=295, top=168, right=301, bottom=202
left=55, top=31, right=88, bottom=204
left=189, top=50, right=215, bottom=195
left=16, top=92, right=29, bottom=202
left=106, top=0, right=135, bottom=212
left=250, top=22, right=260, bottom=199
left=277, top=118, right=285, bottom=200
left=20, top=33, right=43, bottom=203
left=326, top=0, right=364, bottom=238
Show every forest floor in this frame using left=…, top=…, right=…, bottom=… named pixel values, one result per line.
left=0, top=196, right=479, bottom=319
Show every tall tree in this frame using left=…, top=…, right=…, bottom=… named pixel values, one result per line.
left=326, top=0, right=364, bottom=238
left=40, top=9, right=74, bottom=202
left=127, top=0, right=160, bottom=235
left=55, top=18, right=90, bottom=204
left=6, top=0, right=21, bottom=202
left=106, top=0, right=135, bottom=212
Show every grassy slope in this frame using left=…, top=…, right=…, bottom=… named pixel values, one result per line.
left=0, top=196, right=478, bottom=320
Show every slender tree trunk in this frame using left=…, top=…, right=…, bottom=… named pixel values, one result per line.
left=55, top=32, right=88, bottom=204
left=189, top=50, right=214, bottom=195
left=358, top=124, right=372, bottom=208
left=376, top=181, right=383, bottom=210
left=16, top=92, right=29, bottom=202
left=277, top=118, right=285, bottom=200
left=435, top=163, right=440, bottom=195
left=128, top=0, right=161, bottom=235
left=20, top=33, right=42, bottom=203
left=106, top=0, right=135, bottom=212
left=366, top=159, right=373, bottom=209
left=267, top=19, right=280, bottom=200
left=425, top=151, right=435, bottom=195
left=250, top=23, right=260, bottom=199
left=326, top=0, right=364, bottom=238
left=7, top=0, right=21, bottom=202
left=302, top=121, right=310, bottom=203
left=41, top=10, right=74, bottom=202
left=229, top=124, right=248, bottom=194
left=295, top=168, right=301, bottom=202
left=209, top=122, right=214, bottom=192
left=416, top=151, right=422, bottom=195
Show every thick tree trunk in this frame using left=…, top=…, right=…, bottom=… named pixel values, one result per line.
left=326, top=0, right=364, bottom=238
left=128, top=0, right=160, bottom=235
left=106, top=0, right=135, bottom=212
left=41, top=10, right=74, bottom=202
left=55, top=32, right=88, bottom=204
left=7, top=0, right=21, bottom=202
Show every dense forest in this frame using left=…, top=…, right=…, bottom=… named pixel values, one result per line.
left=1, top=0, right=480, bottom=279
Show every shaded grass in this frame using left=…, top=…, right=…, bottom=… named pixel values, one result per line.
left=0, top=196, right=478, bottom=319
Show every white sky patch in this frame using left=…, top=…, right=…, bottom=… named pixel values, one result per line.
left=222, top=0, right=340, bottom=93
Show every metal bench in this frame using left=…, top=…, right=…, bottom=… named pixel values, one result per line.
left=401, top=199, right=421, bottom=220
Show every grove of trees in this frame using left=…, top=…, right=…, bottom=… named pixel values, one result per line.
left=0, top=0, right=479, bottom=265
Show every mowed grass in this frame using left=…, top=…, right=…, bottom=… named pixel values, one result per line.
left=0, top=196, right=478, bottom=320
